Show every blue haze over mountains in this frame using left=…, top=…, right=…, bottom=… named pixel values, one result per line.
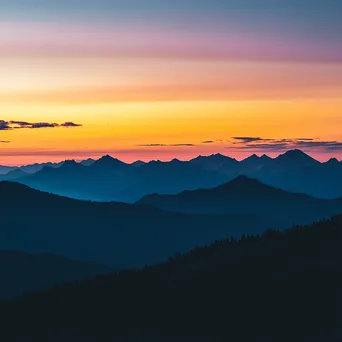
left=0, top=149, right=342, bottom=340
left=1, top=151, right=342, bottom=271
left=2, top=149, right=341, bottom=201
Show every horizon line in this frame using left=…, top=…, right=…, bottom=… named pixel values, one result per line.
left=1, top=149, right=340, bottom=168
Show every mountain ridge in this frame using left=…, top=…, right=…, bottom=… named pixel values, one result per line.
left=1, top=215, right=340, bottom=341
left=1, top=149, right=341, bottom=201
left=137, top=175, right=342, bottom=227
left=0, top=181, right=273, bottom=268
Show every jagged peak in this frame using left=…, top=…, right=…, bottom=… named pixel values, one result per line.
left=276, top=149, right=319, bottom=164
left=94, top=154, right=125, bottom=166
left=326, top=157, right=339, bottom=165
left=62, top=159, right=78, bottom=167
left=242, top=154, right=260, bottom=162
left=192, top=153, right=236, bottom=162
left=261, top=154, right=272, bottom=160
left=279, top=149, right=309, bottom=158
left=171, top=158, right=182, bottom=163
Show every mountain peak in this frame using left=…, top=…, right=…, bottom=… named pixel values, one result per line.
left=171, top=158, right=182, bottom=163
left=191, top=153, right=237, bottom=164
left=215, top=175, right=265, bottom=191
left=94, top=155, right=126, bottom=167
left=228, top=175, right=259, bottom=185
left=131, top=160, right=146, bottom=167
left=62, top=160, right=78, bottom=167
left=261, top=154, right=272, bottom=160
left=243, top=154, right=259, bottom=161
left=80, top=158, right=96, bottom=166
left=280, top=149, right=308, bottom=158
left=210, top=153, right=235, bottom=161
left=326, top=157, right=340, bottom=165
left=276, top=149, right=319, bottom=164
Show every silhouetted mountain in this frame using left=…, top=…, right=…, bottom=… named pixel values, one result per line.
left=80, top=158, right=96, bottom=166
left=138, top=176, right=342, bottom=227
left=0, top=250, right=109, bottom=300
left=10, top=150, right=342, bottom=201
left=190, top=153, right=240, bottom=177
left=17, top=160, right=95, bottom=200
left=131, top=160, right=146, bottom=167
left=92, top=154, right=128, bottom=169
left=59, top=159, right=81, bottom=170
left=19, top=161, right=64, bottom=174
left=0, top=165, right=17, bottom=175
left=240, top=153, right=273, bottom=170
left=192, top=150, right=342, bottom=198
left=124, top=158, right=229, bottom=201
left=0, top=181, right=272, bottom=268
left=274, top=149, right=320, bottom=167
left=18, top=155, right=229, bottom=202
left=0, top=168, right=28, bottom=181
left=190, top=153, right=238, bottom=171
left=324, top=157, right=340, bottom=167
left=249, top=151, right=342, bottom=198
left=0, top=161, right=63, bottom=176
left=1, top=215, right=341, bottom=341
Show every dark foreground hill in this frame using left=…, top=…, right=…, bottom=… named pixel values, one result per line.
left=138, top=176, right=342, bottom=227
left=1, top=216, right=341, bottom=341
left=0, top=181, right=272, bottom=268
left=0, top=251, right=109, bottom=300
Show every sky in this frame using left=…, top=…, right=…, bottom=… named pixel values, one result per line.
left=1, top=0, right=342, bottom=165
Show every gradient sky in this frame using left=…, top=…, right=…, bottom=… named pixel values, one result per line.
left=1, top=0, right=342, bottom=165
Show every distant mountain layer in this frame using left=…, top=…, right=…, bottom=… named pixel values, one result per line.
left=1, top=149, right=342, bottom=201
left=1, top=215, right=341, bottom=341
left=137, top=175, right=342, bottom=227
left=17, top=156, right=229, bottom=202
left=0, top=250, right=109, bottom=300
left=0, top=181, right=272, bottom=268
left=190, top=149, right=342, bottom=198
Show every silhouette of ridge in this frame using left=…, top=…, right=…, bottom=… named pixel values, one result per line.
left=137, top=176, right=342, bottom=227
left=276, top=149, right=319, bottom=165
left=0, top=250, right=109, bottom=300
left=0, top=180, right=273, bottom=268
left=7, top=149, right=342, bottom=201
left=0, top=215, right=340, bottom=341
left=93, top=154, right=127, bottom=167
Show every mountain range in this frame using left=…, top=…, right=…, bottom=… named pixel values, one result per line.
left=0, top=181, right=273, bottom=268
left=1, top=176, right=342, bottom=269
left=137, top=175, right=342, bottom=227
left=0, top=149, right=340, bottom=202
left=16, top=156, right=229, bottom=202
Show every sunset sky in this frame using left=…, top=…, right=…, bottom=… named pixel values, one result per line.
left=1, top=0, right=342, bottom=165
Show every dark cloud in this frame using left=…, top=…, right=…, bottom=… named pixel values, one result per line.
left=1, top=120, right=82, bottom=130
left=10, top=121, right=31, bottom=127
left=201, top=140, right=215, bottom=144
left=232, top=137, right=263, bottom=143
left=229, top=137, right=342, bottom=152
left=60, top=122, right=82, bottom=127
left=0, top=121, right=11, bottom=130
left=30, top=122, right=59, bottom=129
left=138, top=143, right=194, bottom=147
left=0, top=140, right=10, bottom=143
left=294, top=140, right=342, bottom=151
left=231, top=143, right=289, bottom=151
